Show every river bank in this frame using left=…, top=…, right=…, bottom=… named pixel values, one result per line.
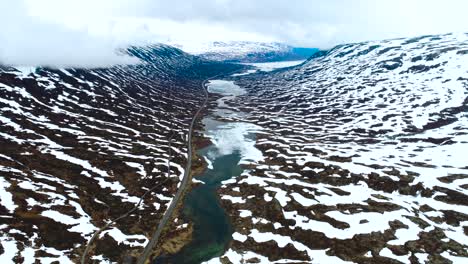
left=163, top=79, right=262, bottom=264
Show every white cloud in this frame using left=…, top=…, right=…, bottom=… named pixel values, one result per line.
left=57, top=0, right=467, bottom=47
left=128, top=0, right=468, bottom=48
left=0, top=0, right=139, bottom=68
left=1, top=0, right=468, bottom=67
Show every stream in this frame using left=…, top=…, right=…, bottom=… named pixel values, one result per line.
left=162, top=61, right=303, bottom=263
left=162, top=80, right=261, bottom=264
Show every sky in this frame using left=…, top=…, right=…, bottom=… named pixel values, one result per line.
left=1, top=0, right=468, bottom=68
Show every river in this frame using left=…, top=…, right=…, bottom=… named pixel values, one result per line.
left=162, top=79, right=261, bottom=264
left=163, top=61, right=303, bottom=263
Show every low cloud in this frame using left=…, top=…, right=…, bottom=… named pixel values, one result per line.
left=0, top=0, right=139, bottom=68
left=132, top=0, right=468, bottom=48
left=2, top=0, right=468, bottom=67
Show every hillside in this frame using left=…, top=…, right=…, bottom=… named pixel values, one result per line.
left=208, top=33, right=468, bottom=263
left=0, top=45, right=241, bottom=263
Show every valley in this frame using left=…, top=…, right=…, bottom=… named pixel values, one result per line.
left=0, top=33, right=467, bottom=264
left=206, top=33, right=468, bottom=264
left=0, top=45, right=242, bottom=263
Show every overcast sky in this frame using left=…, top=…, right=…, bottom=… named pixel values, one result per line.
left=1, top=0, right=468, bottom=68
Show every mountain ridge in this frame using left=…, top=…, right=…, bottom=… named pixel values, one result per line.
left=207, top=32, right=468, bottom=263
left=0, top=44, right=242, bottom=263
left=166, top=41, right=318, bottom=63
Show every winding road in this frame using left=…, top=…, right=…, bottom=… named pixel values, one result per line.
left=80, top=69, right=244, bottom=264
left=135, top=77, right=211, bottom=264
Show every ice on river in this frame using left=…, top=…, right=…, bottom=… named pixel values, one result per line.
left=204, top=80, right=264, bottom=165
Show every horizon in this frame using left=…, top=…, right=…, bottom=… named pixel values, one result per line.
left=1, top=0, right=468, bottom=67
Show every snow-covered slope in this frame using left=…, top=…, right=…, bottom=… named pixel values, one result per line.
left=0, top=45, right=241, bottom=263
left=209, top=33, right=468, bottom=263
left=168, top=41, right=318, bottom=63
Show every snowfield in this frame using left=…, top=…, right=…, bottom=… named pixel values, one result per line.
left=0, top=45, right=240, bottom=263
left=209, top=33, right=468, bottom=263
left=1, top=32, right=467, bottom=263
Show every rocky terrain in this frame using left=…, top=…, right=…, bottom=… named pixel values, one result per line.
left=168, top=41, right=317, bottom=63
left=206, top=33, right=468, bottom=263
left=0, top=45, right=241, bottom=263
left=2, top=30, right=467, bottom=264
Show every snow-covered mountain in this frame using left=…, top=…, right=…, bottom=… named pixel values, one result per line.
left=168, top=41, right=318, bottom=63
left=1, top=31, right=467, bottom=264
left=0, top=45, right=241, bottom=263
left=209, top=33, right=468, bottom=263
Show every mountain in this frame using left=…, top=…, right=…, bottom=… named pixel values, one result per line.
left=208, top=33, right=468, bottom=263
left=2, top=32, right=468, bottom=264
left=0, top=45, right=241, bottom=263
left=168, top=41, right=318, bottom=63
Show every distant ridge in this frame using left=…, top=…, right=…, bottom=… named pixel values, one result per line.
left=167, top=41, right=318, bottom=63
